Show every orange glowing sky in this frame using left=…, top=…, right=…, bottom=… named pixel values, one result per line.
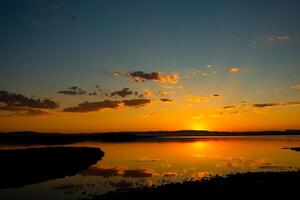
left=0, top=0, right=300, bottom=133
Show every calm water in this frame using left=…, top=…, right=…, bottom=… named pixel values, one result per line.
left=1, top=136, right=300, bottom=200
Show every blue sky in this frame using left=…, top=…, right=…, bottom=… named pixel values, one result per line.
left=0, top=0, right=300, bottom=132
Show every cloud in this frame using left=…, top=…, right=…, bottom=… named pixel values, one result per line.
left=144, top=89, right=152, bottom=97
left=122, top=99, right=153, bottom=107
left=220, top=101, right=300, bottom=115
left=123, top=169, right=159, bottom=178
left=162, top=172, right=177, bottom=177
left=63, top=100, right=120, bottom=113
left=63, top=98, right=153, bottom=113
left=211, top=94, right=221, bottom=100
left=290, top=83, right=300, bottom=90
left=81, top=167, right=123, bottom=177
left=157, top=90, right=174, bottom=95
left=252, top=103, right=281, bottom=108
left=110, top=88, right=133, bottom=98
left=160, top=98, right=175, bottom=103
left=0, top=90, right=58, bottom=109
left=127, top=71, right=178, bottom=84
left=0, top=90, right=58, bottom=117
left=112, top=71, right=121, bottom=76
left=58, top=86, right=86, bottom=95
left=267, top=35, right=291, bottom=41
left=227, top=67, right=239, bottom=73
left=0, top=106, right=50, bottom=117
left=186, top=94, right=208, bottom=103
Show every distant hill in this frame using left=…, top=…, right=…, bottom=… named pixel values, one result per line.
left=0, top=130, right=300, bottom=145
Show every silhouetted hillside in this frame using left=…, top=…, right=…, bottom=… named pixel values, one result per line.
left=0, top=147, right=104, bottom=189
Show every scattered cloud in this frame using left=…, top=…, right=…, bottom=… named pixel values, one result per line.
left=220, top=101, right=300, bottom=115
left=0, top=90, right=58, bottom=109
left=160, top=98, right=175, bottom=103
left=162, top=172, right=177, bottom=177
left=227, top=67, right=239, bottom=73
left=112, top=71, right=121, bottom=76
left=267, top=35, right=291, bottom=41
left=110, top=88, right=133, bottom=98
left=186, top=94, right=208, bottom=103
left=0, top=90, right=58, bottom=117
left=207, top=64, right=213, bottom=68
left=144, top=89, right=152, bottom=97
left=127, top=71, right=178, bottom=84
left=290, top=83, right=300, bottom=90
left=81, top=166, right=123, bottom=177
left=123, top=169, right=159, bottom=178
left=211, top=94, right=221, bottom=100
left=58, top=86, right=86, bottom=95
left=157, top=90, right=174, bottom=95
left=122, top=99, right=153, bottom=107
left=63, top=98, right=153, bottom=113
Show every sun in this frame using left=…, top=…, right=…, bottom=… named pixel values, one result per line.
left=191, top=123, right=207, bottom=131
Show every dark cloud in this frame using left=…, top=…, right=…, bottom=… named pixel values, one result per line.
left=58, top=86, right=86, bottom=95
left=223, top=105, right=236, bottom=109
left=63, top=98, right=153, bottom=113
left=126, top=71, right=178, bottom=83
left=252, top=103, right=281, bottom=108
left=123, top=169, right=159, bottom=178
left=110, top=88, right=133, bottom=98
left=0, top=90, right=57, bottom=117
left=81, top=167, right=122, bottom=178
left=63, top=100, right=121, bottom=113
left=211, top=94, right=221, bottom=100
left=0, top=90, right=58, bottom=109
left=160, top=98, right=174, bottom=103
left=122, top=99, right=152, bottom=107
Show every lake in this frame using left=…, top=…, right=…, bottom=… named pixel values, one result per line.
left=1, top=135, right=300, bottom=200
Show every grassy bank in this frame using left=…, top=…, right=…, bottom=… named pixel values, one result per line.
left=90, top=171, right=300, bottom=200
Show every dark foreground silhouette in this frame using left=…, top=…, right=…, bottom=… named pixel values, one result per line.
left=284, top=147, right=300, bottom=151
left=91, top=171, right=300, bottom=200
left=1, top=130, right=300, bottom=144
left=0, top=147, right=104, bottom=189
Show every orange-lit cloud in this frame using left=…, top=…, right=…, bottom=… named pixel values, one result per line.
left=186, top=94, right=208, bottom=103
left=290, top=83, right=300, bottom=90
left=160, top=98, right=175, bottom=103
left=144, top=89, right=152, bottom=97
left=227, top=67, right=239, bottom=73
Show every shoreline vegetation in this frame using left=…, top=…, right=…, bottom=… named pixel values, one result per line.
left=89, top=171, right=300, bottom=200
left=0, top=147, right=104, bottom=189
left=0, top=130, right=300, bottom=145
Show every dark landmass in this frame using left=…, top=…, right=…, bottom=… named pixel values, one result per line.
left=0, top=130, right=300, bottom=145
left=0, top=147, right=104, bottom=189
left=283, top=147, right=300, bottom=152
left=90, top=171, right=300, bottom=200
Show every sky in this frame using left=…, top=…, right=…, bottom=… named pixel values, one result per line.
left=0, top=0, right=300, bottom=133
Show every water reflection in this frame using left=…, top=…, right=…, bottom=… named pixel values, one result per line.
left=1, top=136, right=300, bottom=200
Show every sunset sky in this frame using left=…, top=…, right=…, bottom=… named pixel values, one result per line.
left=0, top=0, right=300, bottom=133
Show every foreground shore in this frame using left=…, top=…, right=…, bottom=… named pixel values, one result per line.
left=90, top=171, right=300, bottom=200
